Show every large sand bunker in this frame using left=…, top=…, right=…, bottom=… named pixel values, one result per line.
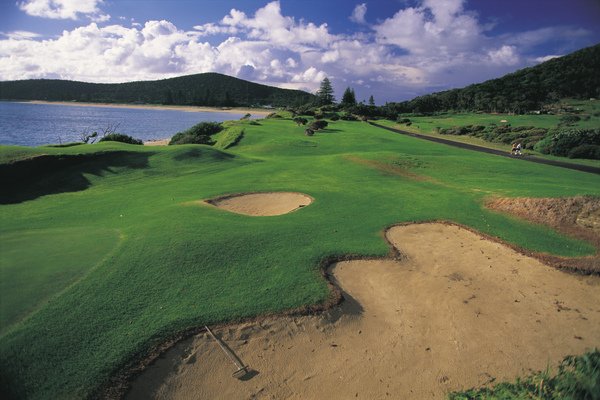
left=205, top=192, right=313, bottom=216
left=487, top=196, right=600, bottom=273
left=127, top=223, right=600, bottom=399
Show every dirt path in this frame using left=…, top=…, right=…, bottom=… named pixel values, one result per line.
left=369, top=122, right=600, bottom=175
left=126, top=223, right=600, bottom=399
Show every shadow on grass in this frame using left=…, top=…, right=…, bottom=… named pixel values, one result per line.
left=0, top=151, right=153, bottom=204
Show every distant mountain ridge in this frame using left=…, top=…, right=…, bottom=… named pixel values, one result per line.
left=391, top=43, right=600, bottom=114
left=0, top=72, right=314, bottom=108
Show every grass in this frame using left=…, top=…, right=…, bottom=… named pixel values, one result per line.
left=1, top=118, right=599, bottom=399
left=378, top=99, right=600, bottom=167
left=449, top=349, right=600, bottom=399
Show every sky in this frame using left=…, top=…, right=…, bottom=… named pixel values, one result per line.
left=1, top=0, right=599, bottom=103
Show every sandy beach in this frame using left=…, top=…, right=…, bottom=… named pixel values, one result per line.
left=21, top=101, right=271, bottom=116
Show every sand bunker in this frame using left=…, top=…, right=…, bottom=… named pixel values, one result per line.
left=127, top=223, right=600, bottom=399
left=487, top=196, right=600, bottom=273
left=206, top=192, right=313, bottom=216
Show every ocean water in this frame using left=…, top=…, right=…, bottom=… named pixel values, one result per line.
left=0, top=101, right=248, bottom=147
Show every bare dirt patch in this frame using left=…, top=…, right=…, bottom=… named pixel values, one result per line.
left=487, top=196, right=600, bottom=273
left=205, top=192, right=313, bottom=216
left=126, top=223, right=600, bottom=400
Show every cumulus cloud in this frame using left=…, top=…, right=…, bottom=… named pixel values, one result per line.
left=350, top=3, right=367, bottom=24
left=17, top=0, right=109, bottom=21
left=2, top=0, right=593, bottom=102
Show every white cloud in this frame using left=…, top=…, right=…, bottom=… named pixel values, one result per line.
left=350, top=3, right=367, bottom=24
left=1, top=31, right=42, bottom=40
left=374, top=0, right=481, bottom=56
left=487, top=45, right=519, bottom=65
left=1, top=0, right=593, bottom=102
left=535, top=54, right=561, bottom=63
left=17, top=0, right=109, bottom=21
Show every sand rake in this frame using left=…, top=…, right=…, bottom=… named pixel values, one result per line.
left=204, top=326, right=249, bottom=379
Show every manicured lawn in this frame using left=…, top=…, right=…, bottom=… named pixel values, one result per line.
left=1, top=118, right=599, bottom=399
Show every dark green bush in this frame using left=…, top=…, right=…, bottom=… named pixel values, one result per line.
left=98, top=133, right=143, bottom=145
left=397, top=118, right=411, bottom=124
left=169, top=122, right=222, bottom=145
left=534, top=128, right=600, bottom=158
left=340, top=113, right=357, bottom=121
left=169, top=133, right=215, bottom=145
left=559, top=115, right=581, bottom=125
left=309, top=120, right=328, bottom=131
left=568, top=144, right=600, bottom=159
left=293, top=117, right=308, bottom=126
left=329, top=115, right=340, bottom=121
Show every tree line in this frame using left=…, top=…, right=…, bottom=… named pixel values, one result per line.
left=0, top=72, right=314, bottom=108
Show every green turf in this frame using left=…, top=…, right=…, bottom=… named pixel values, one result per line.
left=0, top=227, right=121, bottom=335
left=1, top=118, right=599, bottom=399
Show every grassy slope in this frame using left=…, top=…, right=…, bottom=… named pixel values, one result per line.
left=1, top=119, right=599, bottom=399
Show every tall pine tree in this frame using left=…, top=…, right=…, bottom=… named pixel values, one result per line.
left=316, top=77, right=335, bottom=105
left=341, top=87, right=356, bottom=107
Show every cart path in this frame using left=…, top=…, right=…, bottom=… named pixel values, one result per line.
left=368, top=122, right=600, bottom=175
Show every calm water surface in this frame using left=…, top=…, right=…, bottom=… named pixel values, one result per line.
left=0, top=102, right=247, bottom=146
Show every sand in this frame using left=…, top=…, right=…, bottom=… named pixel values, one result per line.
left=22, top=101, right=270, bottom=116
left=144, top=139, right=170, bottom=146
left=205, top=192, right=313, bottom=216
left=126, top=223, right=600, bottom=399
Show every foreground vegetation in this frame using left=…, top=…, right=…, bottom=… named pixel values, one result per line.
left=1, top=116, right=599, bottom=399
left=450, top=350, right=600, bottom=400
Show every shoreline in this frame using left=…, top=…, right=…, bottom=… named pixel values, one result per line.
left=17, top=100, right=271, bottom=116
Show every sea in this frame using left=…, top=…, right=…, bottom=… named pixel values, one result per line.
left=0, top=101, right=248, bottom=147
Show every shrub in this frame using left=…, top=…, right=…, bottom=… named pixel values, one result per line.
left=314, top=113, right=324, bottom=120
left=534, top=128, right=600, bottom=157
left=169, top=122, right=222, bottom=145
left=266, top=112, right=282, bottom=119
left=449, top=350, right=600, bottom=399
left=568, top=144, right=600, bottom=159
left=293, top=117, right=308, bottom=126
left=169, top=133, right=215, bottom=145
left=98, top=133, right=143, bottom=145
left=309, top=120, right=328, bottom=131
left=304, top=128, right=314, bottom=136
left=240, top=113, right=251, bottom=120
left=329, top=114, right=340, bottom=121
left=184, top=121, right=223, bottom=136
left=559, top=115, right=581, bottom=125
left=340, top=113, right=358, bottom=121
left=397, top=118, right=411, bottom=124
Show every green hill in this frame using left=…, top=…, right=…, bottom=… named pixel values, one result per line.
left=0, top=72, right=314, bottom=108
left=391, top=43, right=600, bottom=114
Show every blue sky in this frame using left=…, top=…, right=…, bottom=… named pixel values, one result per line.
left=1, top=0, right=599, bottom=103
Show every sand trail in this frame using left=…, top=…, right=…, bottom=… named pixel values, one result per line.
left=127, top=223, right=600, bottom=399
left=206, top=192, right=313, bottom=216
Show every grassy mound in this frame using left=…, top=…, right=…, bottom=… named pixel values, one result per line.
left=1, top=118, right=599, bottom=399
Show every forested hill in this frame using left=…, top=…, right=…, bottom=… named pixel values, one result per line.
left=392, top=43, right=600, bottom=114
left=0, top=72, right=314, bottom=107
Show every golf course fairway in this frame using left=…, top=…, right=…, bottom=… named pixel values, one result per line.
left=1, top=118, right=599, bottom=399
